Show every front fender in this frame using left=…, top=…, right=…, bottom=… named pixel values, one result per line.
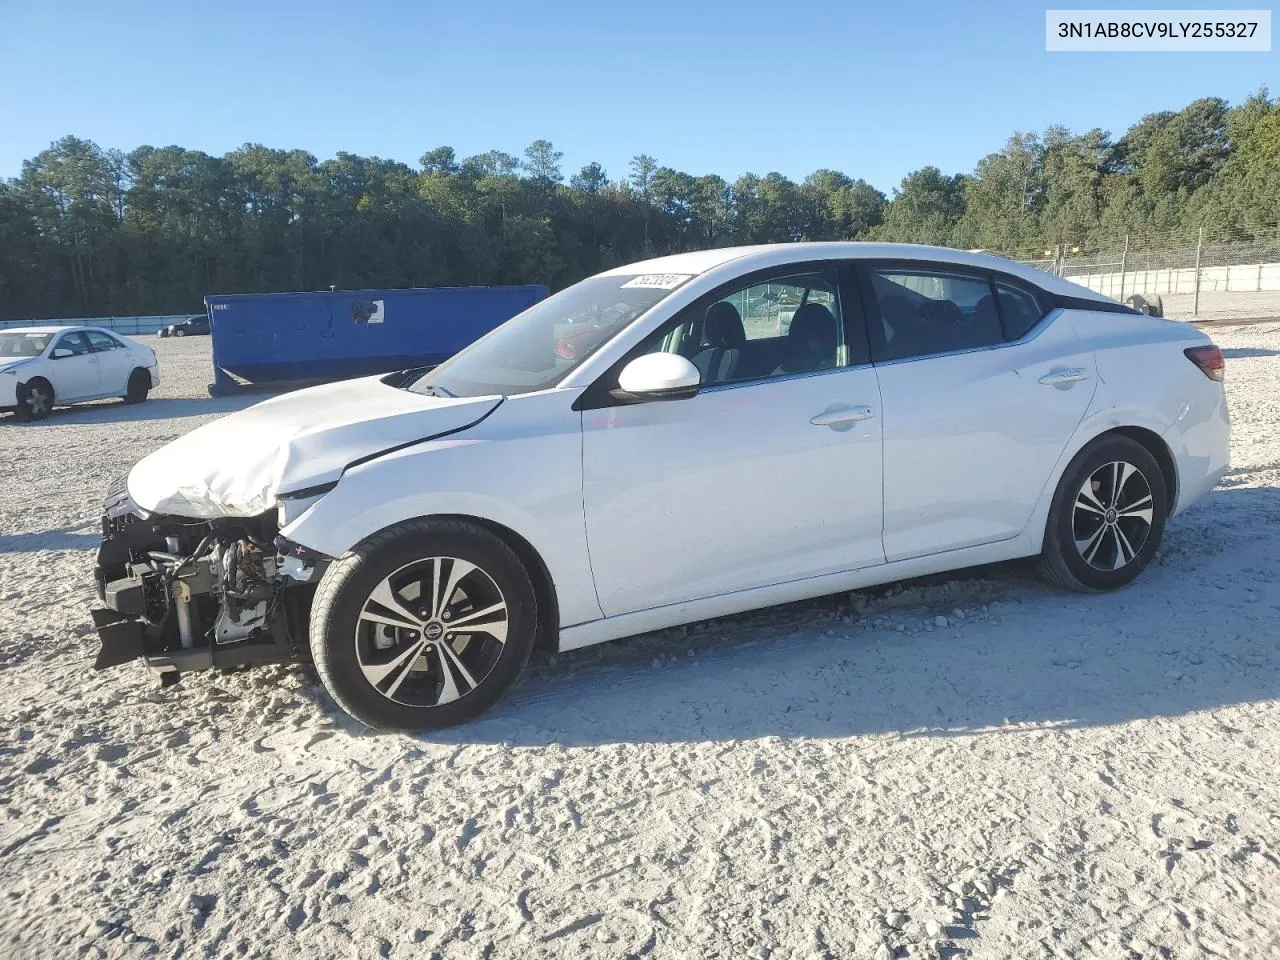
left=281, top=393, right=603, bottom=628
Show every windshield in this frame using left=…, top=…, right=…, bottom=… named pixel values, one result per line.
left=406, top=273, right=692, bottom=397
left=0, top=333, right=51, bottom=358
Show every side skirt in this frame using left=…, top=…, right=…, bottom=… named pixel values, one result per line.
left=556, top=533, right=1038, bottom=653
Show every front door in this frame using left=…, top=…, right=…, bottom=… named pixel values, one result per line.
left=48, top=332, right=100, bottom=401
left=581, top=266, right=885, bottom=617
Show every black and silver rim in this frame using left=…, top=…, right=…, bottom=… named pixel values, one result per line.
left=354, top=557, right=508, bottom=707
left=1072, top=460, right=1154, bottom=571
left=24, top=386, right=50, bottom=417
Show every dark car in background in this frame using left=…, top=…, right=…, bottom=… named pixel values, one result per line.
left=160, top=315, right=209, bottom=338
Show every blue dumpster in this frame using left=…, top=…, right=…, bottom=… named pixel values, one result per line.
left=204, top=285, right=547, bottom=395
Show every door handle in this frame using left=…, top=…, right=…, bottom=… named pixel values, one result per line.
left=810, top=404, right=875, bottom=427
left=1038, top=368, right=1089, bottom=386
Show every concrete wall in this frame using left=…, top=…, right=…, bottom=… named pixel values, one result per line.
left=1066, top=262, right=1280, bottom=299
left=0, top=315, right=193, bottom=334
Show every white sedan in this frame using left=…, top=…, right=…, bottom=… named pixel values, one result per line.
left=0, top=326, right=159, bottom=420
left=91, top=243, right=1229, bottom=730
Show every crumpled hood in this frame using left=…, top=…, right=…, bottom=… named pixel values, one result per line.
left=128, top=376, right=501, bottom=518
left=0, top=358, right=34, bottom=374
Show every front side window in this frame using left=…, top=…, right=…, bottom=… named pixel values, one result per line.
left=407, top=273, right=691, bottom=398
left=867, top=269, right=1003, bottom=362
left=647, top=270, right=845, bottom=387
left=53, top=332, right=92, bottom=357
left=86, top=331, right=122, bottom=352
left=0, top=333, right=51, bottom=358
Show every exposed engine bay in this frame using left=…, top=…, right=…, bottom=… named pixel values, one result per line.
left=91, top=476, right=327, bottom=682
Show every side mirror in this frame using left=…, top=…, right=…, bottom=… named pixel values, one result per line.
left=52, top=347, right=73, bottom=359
left=611, top=353, right=701, bottom=403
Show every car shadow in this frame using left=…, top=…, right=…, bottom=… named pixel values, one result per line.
left=0, top=524, right=101, bottom=553
left=3, top=395, right=265, bottom=425
left=401, top=484, right=1280, bottom=747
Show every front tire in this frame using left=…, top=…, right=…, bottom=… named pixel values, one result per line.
left=310, top=519, right=538, bottom=731
left=1036, top=435, right=1168, bottom=592
left=14, top=379, right=53, bottom=421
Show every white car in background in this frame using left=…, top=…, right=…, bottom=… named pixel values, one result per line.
left=90, top=243, right=1229, bottom=731
left=0, top=326, right=159, bottom=420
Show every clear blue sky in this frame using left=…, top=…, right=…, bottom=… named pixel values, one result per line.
left=0, top=0, right=1273, bottom=192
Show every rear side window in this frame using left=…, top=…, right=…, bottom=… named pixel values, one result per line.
left=85, top=331, right=122, bottom=352
left=867, top=269, right=1003, bottom=362
left=995, top=281, right=1047, bottom=341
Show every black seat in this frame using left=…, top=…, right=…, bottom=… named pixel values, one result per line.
left=773, top=302, right=838, bottom=375
left=919, top=298, right=966, bottom=351
left=691, top=302, right=746, bottom=384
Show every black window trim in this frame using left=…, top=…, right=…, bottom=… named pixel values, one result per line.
left=1052, top=293, right=1140, bottom=315
left=574, top=259, right=872, bottom=411
left=854, top=258, right=1072, bottom=365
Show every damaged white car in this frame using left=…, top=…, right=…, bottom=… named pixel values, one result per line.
left=2, top=326, right=158, bottom=420
left=91, top=243, right=1230, bottom=731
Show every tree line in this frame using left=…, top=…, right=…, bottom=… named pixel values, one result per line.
left=0, top=90, right=1276, bottom=320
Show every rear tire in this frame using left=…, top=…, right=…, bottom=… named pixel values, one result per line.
left=1036, top=435, right=1168, bottom=592
left=124, top=368, right=150, bottom=404
left=14, top=379, right=53, bottom=421
left=310, top=518, right=538, bottom=731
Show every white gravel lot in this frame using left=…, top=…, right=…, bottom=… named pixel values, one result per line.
left=1, top=327, right=1278, bottom=960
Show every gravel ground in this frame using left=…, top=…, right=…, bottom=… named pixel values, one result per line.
left=1163, top=289, right=1280, bottom=322
left=1, top=329, right=1279, bottom=960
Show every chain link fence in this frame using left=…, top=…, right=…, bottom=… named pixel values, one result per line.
left=1009, top=227, right=1280, bottom=322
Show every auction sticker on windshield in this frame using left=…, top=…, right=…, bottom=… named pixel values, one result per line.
left=621, top=274, right=693, bottom=289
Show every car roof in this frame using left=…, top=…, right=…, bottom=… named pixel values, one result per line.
left=597, top=241, right=1117, bottom=305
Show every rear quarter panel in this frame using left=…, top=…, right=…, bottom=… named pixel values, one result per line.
left=1067, top=311, right=1229, bottom=514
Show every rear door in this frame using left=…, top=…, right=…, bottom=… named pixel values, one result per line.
left=47, top=332, right=100, bottom=401
left=84, top=330, right=133, bottom=394
left=580, top=264, right=885, bottom=617
left=858, top=262, right=1096, bottom=562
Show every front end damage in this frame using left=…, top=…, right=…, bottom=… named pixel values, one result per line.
left=91, top=476, right=327, bottom=683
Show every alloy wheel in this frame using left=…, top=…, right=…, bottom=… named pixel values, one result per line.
left=1072, top=460, right=1155, bottom=571
left=354, top=556, right=508, bottom=707
left=25, top=386, right=50, bottom=418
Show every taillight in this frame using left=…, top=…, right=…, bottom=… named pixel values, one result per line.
left=1184, top=345, right=1224, bottom=381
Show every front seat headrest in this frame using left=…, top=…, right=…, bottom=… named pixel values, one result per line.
left=788, top=302, right=837, bottom=351
left=704, top=302, right=746, bottom=348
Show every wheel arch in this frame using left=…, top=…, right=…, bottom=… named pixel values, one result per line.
left=18, top=375, right=54, bottom=405
left=1105, top=425, right=1178, bottom=518
left=333, top=512, right=562, bottom=656
left=442, top=513, right=561, bottom=655
left=1022, top=415, right=1181, bottom=556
